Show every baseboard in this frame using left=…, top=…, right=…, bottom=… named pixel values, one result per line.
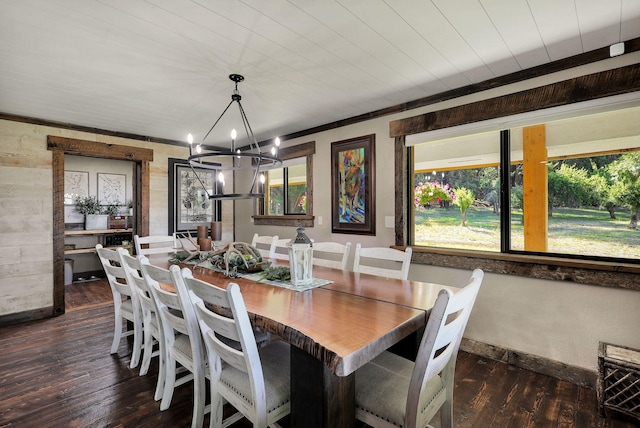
left=0, top=306, right=53, bottom=327
left=461, top=337, right=597, bottom=389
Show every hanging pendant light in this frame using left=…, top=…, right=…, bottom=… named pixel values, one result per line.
left=186, top=74, right=282, bottom=200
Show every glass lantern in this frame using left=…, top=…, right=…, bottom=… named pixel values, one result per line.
left=288, top=226, right=314, bottom=286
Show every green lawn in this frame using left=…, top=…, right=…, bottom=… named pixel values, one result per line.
left=414, top=206, right=640, bottom=259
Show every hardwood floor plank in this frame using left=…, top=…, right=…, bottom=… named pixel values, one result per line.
left=0, top=280, right=637, bottom=428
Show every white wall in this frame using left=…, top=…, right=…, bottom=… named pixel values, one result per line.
left=235, top=52, right=640, bottom=373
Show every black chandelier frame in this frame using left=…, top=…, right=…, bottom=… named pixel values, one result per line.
left=188, top=74, right=282, bottom=200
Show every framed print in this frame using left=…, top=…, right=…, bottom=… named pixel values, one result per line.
left=168, top=158, right=221, bottom=234
left=97, top=173, right=126, bottom=205
left=64, top=170, right=89, bottom=205
left=331, top=134, right=376, bottom=235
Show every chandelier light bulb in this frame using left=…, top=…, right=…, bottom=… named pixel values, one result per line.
left=275, top=137, right=280, bottom=147
left=271, top=147, right=276, bottom=156
left=231, top=129, right=237, bottom=140
left=260, top=173, right=265, bottom=184
left=196, top=144, right=202, bottom=154
left=218, top=171, right=225, bottom=183
left=187, top=133, right=193, bottom=145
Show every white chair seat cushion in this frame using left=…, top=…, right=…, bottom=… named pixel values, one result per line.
left=219, top=341, right=291, bottom=412
left=355, top=351, right=445, bottom=426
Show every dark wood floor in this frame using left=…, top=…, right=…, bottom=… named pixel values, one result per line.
left=0, top=278, right=637, bottom=427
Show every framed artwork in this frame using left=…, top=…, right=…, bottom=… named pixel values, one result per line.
left=331, top=134, right=376, bottom=235
left=168, top=158, right=221, bottom=234
left=64, top=170, right=89, bottom=205
left=97, top=173, right=126, bottom=205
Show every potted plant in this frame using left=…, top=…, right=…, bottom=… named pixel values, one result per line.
left=74, top=195, right=108, bottom=230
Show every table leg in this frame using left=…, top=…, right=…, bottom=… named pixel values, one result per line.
left=290, top=346, right=355, bottom=428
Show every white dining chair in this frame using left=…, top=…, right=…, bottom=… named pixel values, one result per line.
left=353, top=244, right=413, bottom=280
left=134, top=233, right=179, bottom=256
left=119, top=249, right=165, bottom=402
left=95, top=244, right=143, bottom=369
left=312, top=241, right=352, bottom=270
left=182, top=270, right=291, bottom=428
left=269, top=238, right=291, bottom=261
left=355, top=269, right=484, bottom=428
left=141, top=261, right=207, bottom=428
left=250, top=233, right=278, bottom=259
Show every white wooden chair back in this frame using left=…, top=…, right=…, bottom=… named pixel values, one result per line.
left=250, top=233, right=278, bottom=259
left=312, top=241, right=352, bottom=270
left=270, top=238, right=291, bottom=260
left=355, top=269, right=484, bottom=428
left=353, top=244, right=413, bottom=280
left=140, top=261, right=207, bottom=427
left=407, top=269, right=483, bottom=427
left=183, top=271, right=291, bottom=427
left=134, top=234, right=178, bottom=256
left=95, top=244, right=142, bottom=369
left=118, top=249, right=165, bottom=400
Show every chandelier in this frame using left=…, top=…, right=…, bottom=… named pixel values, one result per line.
left=187, top=74, right=282, bottom=200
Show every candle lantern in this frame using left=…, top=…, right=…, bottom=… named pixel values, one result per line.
left=288, top=226, right=313, bottom=286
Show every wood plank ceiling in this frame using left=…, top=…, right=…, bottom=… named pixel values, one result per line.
left=0, top=0, right=639, bottom=146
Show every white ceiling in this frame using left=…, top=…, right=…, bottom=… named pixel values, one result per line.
left=1, top=0, right=639, bottom=147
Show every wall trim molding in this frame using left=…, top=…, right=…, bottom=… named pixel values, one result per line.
left=461, top=338, right=597, bottom=389
left=0, top=307, right=53, bottom=327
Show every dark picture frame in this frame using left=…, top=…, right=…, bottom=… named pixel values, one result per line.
left=331, top=134, right=375, bottom=235
left=168, top=158, right=221, bottom=234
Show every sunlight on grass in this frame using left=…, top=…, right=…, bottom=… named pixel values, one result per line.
left=414, top=206, right=640, bottom=259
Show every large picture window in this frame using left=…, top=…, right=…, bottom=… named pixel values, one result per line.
left=411, top=103, right=640, bottom=262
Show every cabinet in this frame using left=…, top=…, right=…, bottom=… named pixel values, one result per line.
left=64, top=229, right=134, bottom=254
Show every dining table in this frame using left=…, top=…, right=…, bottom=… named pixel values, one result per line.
left=148, top=254, right=457, bottom=428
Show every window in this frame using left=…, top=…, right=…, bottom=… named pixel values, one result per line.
left=253, top=141, right=315, bottom=227
left=411, top=103, right=640, bottom=263
left=265, top=158, right=307, bottom=215
left=412, top=131, right=501, bottom=252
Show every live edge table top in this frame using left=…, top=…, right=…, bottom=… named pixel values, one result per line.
left=149, top=256, right=455, bottom=377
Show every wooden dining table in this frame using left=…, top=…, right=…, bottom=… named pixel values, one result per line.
left=149, top=255, right=456, bottom=428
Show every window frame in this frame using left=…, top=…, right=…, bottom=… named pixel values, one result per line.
left=253, top=141, right=315, bottom=227
left=392, top=64, right=640, bottom=291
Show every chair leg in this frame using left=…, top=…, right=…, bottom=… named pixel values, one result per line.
left=160, top=355, right=177, bottom=411
left=129, top=317, right=143, bottom=368
left=209, top=388, right=223, bottom=428
left=440, top=398, right=453, bottom=428
left=191, top=372, right=206, bottom=428
left=111, top=311, right=123, bottom=354
left=440, top=361, right=456, bottom=428
left=139, top=319, right=154, bottom=375
left=154, top=346, right=165, bottom=401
